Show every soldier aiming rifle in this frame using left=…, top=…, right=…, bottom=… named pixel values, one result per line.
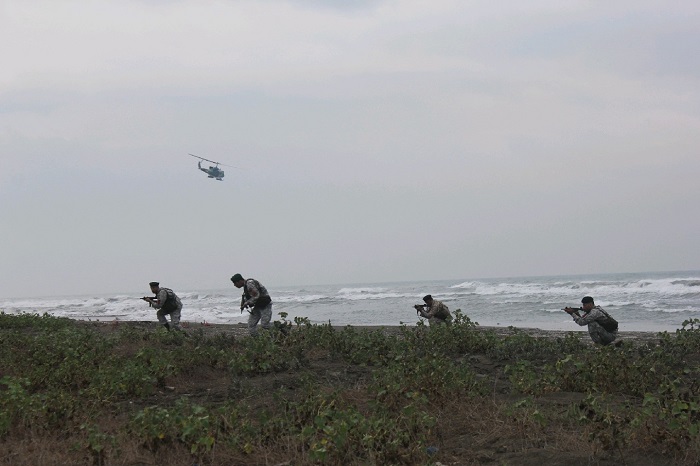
left=563, top=296, right=619, bottom=346
left=413, top=294, right=453, bottom=326
left=141, top=282, right=184, bottom=332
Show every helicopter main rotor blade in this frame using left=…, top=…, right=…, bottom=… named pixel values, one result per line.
left=188, top=153, right=240, bottom=169
left=188, top=153, right=219, bottom=165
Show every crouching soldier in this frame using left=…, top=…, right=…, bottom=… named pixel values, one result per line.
left=564, top=296, right=618, bottom=346
left=415, top=294, right=453, bottom=326
left=143, top=282, right=183, bottom=331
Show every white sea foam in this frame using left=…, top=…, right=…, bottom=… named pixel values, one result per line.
left=337, top=287, right=389, bottom=294
left=337, top=292, right=412, bottom=301
left=274, top=294, right=329, bottom=303
left=449, top=276, right=700, bottom=300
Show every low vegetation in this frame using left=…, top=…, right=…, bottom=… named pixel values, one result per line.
left=1, top=311, right=700, bottom=465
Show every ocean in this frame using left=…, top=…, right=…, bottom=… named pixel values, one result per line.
left=1, top=271, right=698, bottom=333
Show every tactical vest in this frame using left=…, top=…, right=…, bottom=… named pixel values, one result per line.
left=243, top=279, right=272, bottom=308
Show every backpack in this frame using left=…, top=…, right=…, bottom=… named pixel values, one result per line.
left=596, top=308, right=618, bottom=333
left=160, top=287, right=178, bottom=312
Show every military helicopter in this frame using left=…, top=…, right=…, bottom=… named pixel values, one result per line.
left=188, top=153, right=230, bottom=181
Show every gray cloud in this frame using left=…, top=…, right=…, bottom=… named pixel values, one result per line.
left=1, top=0, right=699, bottom=298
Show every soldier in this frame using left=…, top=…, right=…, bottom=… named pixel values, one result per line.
left=415, top=294, right=453, bottom=326
left=231, top=273, right=273, bottom=336
left=143, top=282, right=183, bottom=331
left=564, top=296, right=619, bottom=346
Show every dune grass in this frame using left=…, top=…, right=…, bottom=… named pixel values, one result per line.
left=1, top=311, right=700, bottom=465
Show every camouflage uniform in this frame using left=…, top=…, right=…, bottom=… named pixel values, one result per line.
left=152, top=287, right=183, bottom=331
left=419, top=300, right=453, bottom=326
left=572, top=305, right=617, bottom=346
left=241, top=278, right=273, bottom=336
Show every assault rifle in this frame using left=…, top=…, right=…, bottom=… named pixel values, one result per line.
left=562, top=306, right=582, bottom=317
left=141, top=296, right=157, bottom=307
left=414, top=304, right=427, bottom=316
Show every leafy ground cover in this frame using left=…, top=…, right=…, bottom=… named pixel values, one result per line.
left=1, top=311, right=700, bottom=465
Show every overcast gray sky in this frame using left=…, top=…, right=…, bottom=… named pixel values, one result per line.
left=1, top=0, right=699, bottom=298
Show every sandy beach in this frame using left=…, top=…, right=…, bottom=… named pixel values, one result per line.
left=88, top=318, right=669, bottom=346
